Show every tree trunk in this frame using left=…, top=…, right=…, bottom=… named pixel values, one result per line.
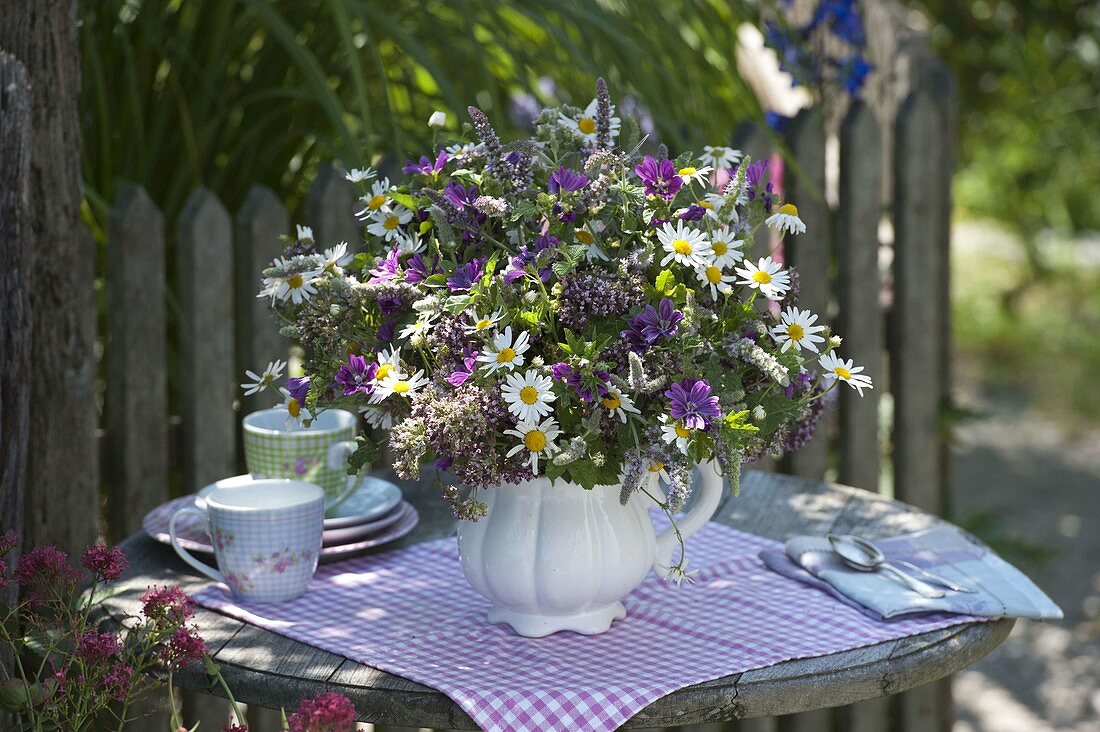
left=0, top=1, right=99, bottom=554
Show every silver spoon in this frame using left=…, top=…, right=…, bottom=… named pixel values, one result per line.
left=826, top=534, right=945, bottom=598
left=833, top=534, right=975, bottom=592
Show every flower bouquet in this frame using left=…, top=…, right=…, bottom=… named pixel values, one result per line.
left=248, top=79, right=871, bottom=635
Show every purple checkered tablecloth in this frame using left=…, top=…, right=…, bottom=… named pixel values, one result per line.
left=192, top=518, right=984, bottom=732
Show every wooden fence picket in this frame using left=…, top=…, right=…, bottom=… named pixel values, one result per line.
left=782, top=109, right=831, bottom=482
left=308, top=164, right=360, bottom=249
left=105, top=184, right=169, bottom=539
left=235, top=185, right=290, bottom=420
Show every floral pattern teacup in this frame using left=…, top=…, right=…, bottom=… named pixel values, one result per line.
left=169, top=479, right=324, bottom=603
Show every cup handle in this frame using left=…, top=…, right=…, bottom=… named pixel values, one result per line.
left=324, top=440, right=360, bottom=510
left=652, top=460, right=724, bottom=577
left=169, top=507, right=224, bottom=584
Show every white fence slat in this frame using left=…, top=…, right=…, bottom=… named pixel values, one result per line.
left=105, top=184, right=169, bottom=537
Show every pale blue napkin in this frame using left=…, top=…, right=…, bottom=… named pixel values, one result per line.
left=760, top=526, right=1062, bottom=621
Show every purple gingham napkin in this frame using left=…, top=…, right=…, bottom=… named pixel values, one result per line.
left=192, top=518, right=984, bottom=732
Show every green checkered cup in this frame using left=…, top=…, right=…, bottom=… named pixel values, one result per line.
left=242, top=408, right=360, bottom=512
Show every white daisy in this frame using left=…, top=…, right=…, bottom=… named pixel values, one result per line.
left=321, top=242, right=353, bottom=272
left=600, top=387, right=641, bottom=424
left=659, top=414, right=692, bottom=455
left=367, top=205, right=413, bottom=241
left=819, top=352, right=873, bottom=396
left=463, top=308, right=505, bottom=334
left=258, top=269, right=321, bottom=305
left=370, top=370, right=429, bottom=403
left=240, top=359, right=286, bottom=396
left=677, top=164, right=713, bottom=185
left=501, top=369, right=557, bottom=423
left=345, top=168, right=376, bottom=183
left=399, top=314, right=437, bottom=344
left=395, top=229, right=425, bottom=256
left=477, top=326, right=530, bottom=375
left=573, top=224, right=608, bottom=261
left=734, top=256, right=791, bottom=300
left=752, top=405, right=767, bottom=421
left=372, top=348, right=404, bottom=383
left=694, top=263, right=736, bottom=299
left=355, top=179, right=392, bottom=220
left=657, top=220, right=712, bottom=268
left=445, top=142, right=481, bottom=160
left=505, top=417, right=563, bottom=475
left=359, top=405, right=393, bottom=430
left=708, top=226, right=744, bottom=268
left=771, top=306, right=827, bottom=353
left=295, top=224, right=314, bottom=241
left=275, top=387, right=312, bottom=428
left=559, top=99, right=621, bottom=144
left=699, top=145, right=742, bottom=170
left=765, top=203, right=806, bottom=236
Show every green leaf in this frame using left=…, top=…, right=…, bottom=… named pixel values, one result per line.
left=722, top=410, right=760, bottom=434
left=390, top=191, right=420, bottom=210
left=655, top=269, right=676, bottom=294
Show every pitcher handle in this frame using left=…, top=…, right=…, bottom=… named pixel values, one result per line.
left=653, top=460, right=725, bottom=577
left=324, top=440, right=361, bottom=511
left=169, top=507, right=224, bottom=584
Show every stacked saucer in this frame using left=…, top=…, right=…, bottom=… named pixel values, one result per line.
left=143, top=475, right=419, bottom=564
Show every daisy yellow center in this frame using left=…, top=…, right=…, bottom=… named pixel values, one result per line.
left=673, top=238, right=693, bottom=255
left=674, top=425, right=691, bottom=439
left=698, top=200, right=713, bottom=209
left=602, top=394, right=621, bottom=410
left=497, top=347, right=516, bottom=364
left=679, top=166, right=697, bottom=177
left=476, top=318, right=492, bottom=330
left=392, top=380, right=411, bottom=394
left=787, top=323, right=805, bottom=341
left=524, top=429, right=547, bottom=452
left=519, top=386, right=539, bottom=405
left=648, top=461, right=665, bottom=473
left=262, top=373, right=275, bottom=384
left=752, top=270, right=773, bottom=285
left=706, top=266, right=723, bottom=285
left=375, top=364, right=393, bottom=381
left=778, top=203, right=799, bottom=216
left=383, top=215, right=400, bottom=230
left=368, top=194, right=387, bottom=210
left=834, top=366, right=851, bottom=381
left=712, top=240, right=727, bottom=256
left=575, top=229, right=594, bottom=245
left=287, top=398, right=301, bottom=418
left=577, top=117, right=597, bottom=135
left=288, top=273, right=304, bottom=289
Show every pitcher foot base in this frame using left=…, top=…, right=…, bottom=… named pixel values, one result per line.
left=487, top=602, right=627, bottom=637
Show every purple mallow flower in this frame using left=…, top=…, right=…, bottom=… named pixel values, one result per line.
left=405, top=253, right=440, bottom=285
left=504, top=235, right=558, bottom=284
left=634, top=156, right=683, bottom=200
left=446, top=350, right=479, bottom=387
left=742, top=159, right=776, bottom=212
left=665, top=378, right=721, bottom=430
left=444, top=181, right=479, bottom=210
left=548, top=167, right=589, bottom=194
left=334, top=355, right=377, bottom=397
left=550, top=363, right=609, bottom=403
left=446, top=258, right=486, bottom=292
left=622, top=298, right=684, bottom=352
left=286, top=376, right=310, bottom=405
left=679, top=205, right=706, bottom=221
left=402, top=150, right=448, bottom=176
left=377, top=294, right=403, bottom=316
left=368, top=248, right=401, bottom=282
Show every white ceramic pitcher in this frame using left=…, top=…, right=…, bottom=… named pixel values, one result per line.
left=456, top=461, right=724, bottom=637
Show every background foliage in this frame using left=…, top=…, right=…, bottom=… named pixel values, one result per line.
left=80, top=0, right=760, bottom=240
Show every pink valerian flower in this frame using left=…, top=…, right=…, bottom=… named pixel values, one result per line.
left=665, top=378, right=722, bottom=430
left=81, top=542, right=128, bottom=582
left=160, top=625, right=207, bottom=668
left=0, top=529, right=17, bottom=590
left=74, top=630, right=122, bottom=663
left=286, top=691, right=357, bottom=732
left=140, top=585, right=194, bottom=625
left=634, top=156, right=683, bottom=200
left=102, top=662, right=134, bottom=701
left=221, top=725, right=249, bottom=732
left=15, top=545, right=79, bottom=604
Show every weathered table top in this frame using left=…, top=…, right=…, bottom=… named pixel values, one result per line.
left=95, top=469, right=1012, bottom=728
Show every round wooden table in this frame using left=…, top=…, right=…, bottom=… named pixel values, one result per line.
left=95, top=470, right=1012, bottom=728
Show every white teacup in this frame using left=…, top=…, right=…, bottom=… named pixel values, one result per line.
left=170, top=479, right=324, bottom=603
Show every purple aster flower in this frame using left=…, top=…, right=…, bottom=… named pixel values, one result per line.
left=434, top=455, right=455, bottom=471
left=402, top=149, right=448, bottom=176
left=679, top=205, right=707, bottom=221
left=665, top=378, right=721, bottom=430
left=634, top=156, right=684, bottom=200
left=503, top=256, right=527, bottom=284
left=444, top=181, right=479, bottom=210
left=549, top=363, right=608, bottom=403
left=446, top=352, right=479, bottom=387
left=622, top=298, right=684, bottom=352
left=368, top=248, right=401, bottom=282
left=378, top=319, right=396, bottom=342
left=334, top=354, right=377, bottom=397
left=548, top=167, right=589, bottom=194
left=446, top=258, right=485, bottom=292
left=405, top=253, right=440, bottom=284
left=377, top=294, right=403, bottom=316
left=286, top=376, right=310, bottom=405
